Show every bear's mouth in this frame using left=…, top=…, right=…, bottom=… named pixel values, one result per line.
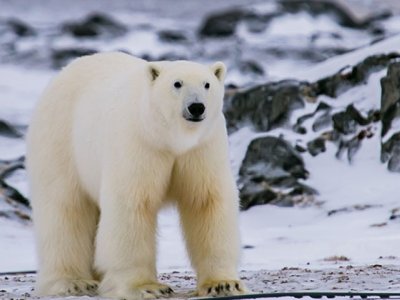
left=185, top=116, right=205, bottom=122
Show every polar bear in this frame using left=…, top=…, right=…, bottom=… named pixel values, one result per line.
left=26, top=52, right=246, bottom=299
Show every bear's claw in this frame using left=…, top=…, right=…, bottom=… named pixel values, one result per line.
left=139, top=283, right=174, bottom=299
left=197, top=280, right=247, bottom=297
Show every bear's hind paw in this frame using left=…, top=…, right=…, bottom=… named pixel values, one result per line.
left=197, top=280, right=247, bottom=297
left=37, top=278, right=99, bottom=296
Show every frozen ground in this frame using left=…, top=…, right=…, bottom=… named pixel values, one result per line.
left=2, top=265, right=400, bottom=299
left=1, top=0, right=400, bottom=299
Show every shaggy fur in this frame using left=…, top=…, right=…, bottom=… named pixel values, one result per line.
left=26, top=52, right=245, bottom=299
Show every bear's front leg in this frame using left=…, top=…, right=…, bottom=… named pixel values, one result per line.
left=95, top=155, right=174, bottom=299
left=178, top=195, right=247, bottom=297
left=174, top=134, right=248, bottom=297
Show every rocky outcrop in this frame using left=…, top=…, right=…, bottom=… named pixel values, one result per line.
left=226, top=53, right=400, bottom=210
left=198, top=0, right=388, bottom=38
left=225, top=80, right=310, bottom=133
left=381, top=62, right=400, bottom=172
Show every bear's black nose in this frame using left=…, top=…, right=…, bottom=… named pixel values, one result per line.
left=187, top=103, right=205, bottom=118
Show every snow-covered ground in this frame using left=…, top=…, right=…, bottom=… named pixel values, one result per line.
left=1, top=1, right=400, bottom=299
left=2, top=265, right=400, bottom=299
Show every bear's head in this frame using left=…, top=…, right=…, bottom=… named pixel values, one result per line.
left=145, top=60, right=226, bottom=154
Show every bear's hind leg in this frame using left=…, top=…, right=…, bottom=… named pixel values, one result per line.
left=32, top=177, right=99, bottom=296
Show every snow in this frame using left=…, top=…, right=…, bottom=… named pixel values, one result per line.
left=0, top=219, right=36, bottom=272
left=228, top=125, right=400, bottom=271
left=293, top=34, right=400, bottom=82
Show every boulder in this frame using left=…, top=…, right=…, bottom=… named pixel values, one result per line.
left=198, top=8, right=252, bottom=38
left=0, top=119, right=22, bottom=138
left=238, top=136, right=315, bottom=210
left=224, top=80, right=310, bottom=133
left=62, top=13, right=127, bottom=38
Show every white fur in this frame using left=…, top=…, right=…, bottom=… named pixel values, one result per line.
left=26, top=52, right=245, bottom=299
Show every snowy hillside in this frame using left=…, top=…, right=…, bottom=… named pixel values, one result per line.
left=1, top=0, right=400, bottom=299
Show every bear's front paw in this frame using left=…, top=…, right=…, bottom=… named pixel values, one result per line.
left=136, top=283, right=175, bottom=299
left=197, top=280, right=247, bottom=297
left=36, top=278, right=99, bottom=296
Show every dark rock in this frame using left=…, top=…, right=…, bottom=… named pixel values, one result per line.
left=243, top=245, right=255, bottom=249
left=390, top=208, right=400, bottom=220
left=199, top=8, right=251, bottom=37
left=0, top=156, right=25, bottom=180
left=295, top=144, right=307, bottom=153
left=332, top=110, right=358, bottom=135
left=51, top=47, right=97, bottom=68
left=0, top=210, right=31, bottom=222
left=333, top=104, right=373, bottom=135
left=312, top=112, right=332, bottom=132
left=381, top=133, right=400, bottom=172
left=239, top=135, right=309, bottom=181
left=307, top=137, right=326, bottom=156
left=0, top=119, right=22, bottom=138
left=0, top=156, right=28, bottom=209
left=238, top=136, right=314, bottom=210
left=294, top=101, right=332, bottom=134
left=0, top=179, right=29, bottom=207
left=224, top=80, right=309, bottom=133
left=336, top=127, right=374, bottom=162
left=62, top=13, right=127, bottom=38
left=239, top=60, right=264, bottom=76
left=5, top=18, right=35, bottom=37
left=240, top=183, right=278, bottom=210
left=381, top=62, right=400, bottom=136
left=198, top=8, right=276, bottom=38
left=158, top=30, right=188, bottom=43
left=328, top=204, right=382, bottom=217
left=380, top=62, right=400, bottom=172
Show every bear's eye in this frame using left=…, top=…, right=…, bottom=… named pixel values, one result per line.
left=174, top=81, right=182, bottom=89
left=204, top=82, right=210, bottom=89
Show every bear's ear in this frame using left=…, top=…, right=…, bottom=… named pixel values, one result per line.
left=148, top=63, right=160, bottom=81
left=211, top=61, right=226, bottom=82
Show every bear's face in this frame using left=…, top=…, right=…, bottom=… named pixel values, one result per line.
left=146, top=61, right=226, bottom=154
